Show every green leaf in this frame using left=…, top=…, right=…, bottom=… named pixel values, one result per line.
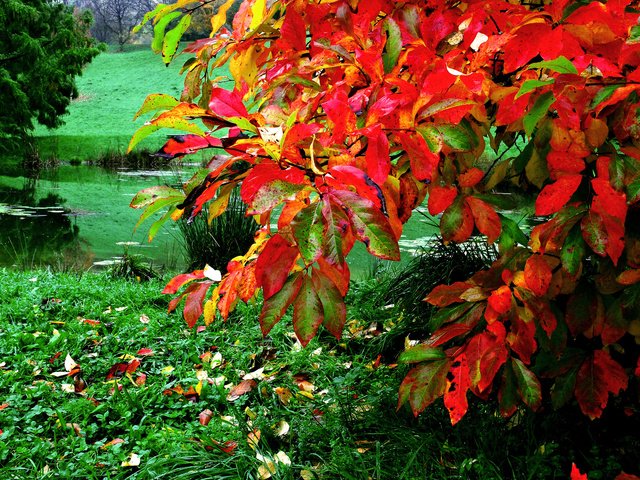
left=528, top=56, right=578, bottom=75
left=551, top=368, right=578, bottom=410
left=516, top=79, right=555, bottom=99
left=523, top=91, right=555, bottom=136
left=293, top=275, right=324, bottom=346
left=499, top=362, right=518, bottom=417
left=382, top=17, right=402, bottom=74
left=511, top=358, right=542, bottom=411
left=498, top=215, right=529, bottom=253
left=431, top=122, right=477, bottom=152
left=590, top=85, right=618, bottom=109
left=330, top=189, right=400, bottom=261
left=128, top=124, right=162, bottom=152
left=134, top=93, right=179, bottom=120
left=162, top=14, right=191, bottom=65
left=130, top=185, right=183, bottom=209
left=133, top=2, right=167, bottom=33
left=152, top=11, right=182, bottom=53
left=561, top=224, right=586, bottom=276
left=148, top=206, right=178, bottom=242
left=398, top=345, right=446, bottom=364
left=259, top=272, right=303, bottom=336
left=292, top=202, right=324, bottom=264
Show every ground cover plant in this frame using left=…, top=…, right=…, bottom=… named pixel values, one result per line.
left=4, top=268, right=638, bottom=479
left=127, top=1, right=640, bottom=477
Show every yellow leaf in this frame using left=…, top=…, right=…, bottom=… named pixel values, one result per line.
left=230, top=44, right=261, bottom=90
left=250, top=0, right=267, bottom=30
left=161, top=366, right=175, bottom=376
left=211, top=0, right=236, bottom=37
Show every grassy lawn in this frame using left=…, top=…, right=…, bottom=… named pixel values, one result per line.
left=4, top=266, right=631, bottom=480
left=33, top=45, right=227, bottom=161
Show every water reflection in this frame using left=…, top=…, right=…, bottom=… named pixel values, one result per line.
left=0, top=180, right=93, bottom=269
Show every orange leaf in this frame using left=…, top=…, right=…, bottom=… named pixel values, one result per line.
left=535, top=175, right=582, bottom=216
left=227, top=379, right=257, bottom=401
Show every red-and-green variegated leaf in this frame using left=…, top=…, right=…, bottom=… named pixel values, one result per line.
left=506, top=313, right=537, bottom=365
left=329, top=189, right=400, bottom=260
left=248, top=180, right=307, bottom=215
left=162, top=270, right=205, bottom=294
left=617, top=269, right=640, bottom=286
left=498, top=362, right=518, bottom=418
left=396, top=131, right=440, bottom=182
left=511, top=357, right=542, bottom=411
left=427, top=185, right=458, bottom=215
left=444, top=352, right=471, bottom=425
left=535, top=174, right=582, bottom=216
left=321, top=196, right=353, bottom=267
left=458, top=168, right=484, bottom=188
left=259, top=272, right=303, bottom=336
left=427, top=304, right=484, bottom=348
left=575, top=349, right=628, bottom=420
left=466, top=196, right=501, bottom=244
left=398, top=345, right=447, bottom=364
left=292, top=202, right=324, bottom=264
left=426, top=281, right=474, bottom=307
left=293, top=275, right=324, bottom=347
left=317, top=256, right=350, bottom=297
left=561, top=224, right=586, bottom=276
left=327, top=165, right=385, bottom=210
left=524, top=254, right=553, bottom=297
left=398, top=358, right=451, bottom=417
left=565, top=288, right=595, bottom=336
left=183, top=281, right=213, bottom=328
left=241, top=162, right=306, bottom=206
left=466, top=322, right=509, bottom=394
left=581, top=211, right=608, bottom=258
left=441, top=196, right=474, bottom=243
left=208, top=87, right=249, bottom=118
left=255, top=234, right=299, bottom=300
left=311, top=268, right=346, bottom=340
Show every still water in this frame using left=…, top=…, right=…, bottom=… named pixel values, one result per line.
left=0, top=161, right=439, bottom=275
left=0, top=162, right=194, bottom=271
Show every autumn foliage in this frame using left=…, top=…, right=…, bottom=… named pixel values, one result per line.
left=130, top=0, right=640, bottom=424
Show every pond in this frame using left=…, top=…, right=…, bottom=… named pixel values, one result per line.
left=0, top=161, right=439, bottom=277
left=0, top=162, right=193, bottom=271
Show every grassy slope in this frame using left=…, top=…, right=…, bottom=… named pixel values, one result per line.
left=34, top=46, right=193, bottom=161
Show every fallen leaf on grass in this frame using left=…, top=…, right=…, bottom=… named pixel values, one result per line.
left=101, top=438, right=125, bottom=449
left=199, top=409, right=213, bottom=426
left=139, top=314, right=150, bottom=324
left=136, top=348, right=154, bottom=356
left=227, top=379, right=257, bottom=401
left=122, top=452, right=141, bottom=467
left=78, top=318, right=101, bottom=326
left=161, top=365, right=175, bottom=375
left=274, top=387, right=293, bottom=405
left=243, top=367, right=265, bottom=381
left=273, top=420, right=290, bottom=437
left=0, top=404, right=8, bottom=410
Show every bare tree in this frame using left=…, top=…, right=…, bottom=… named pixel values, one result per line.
left=82, top=0, right=157, bottom=49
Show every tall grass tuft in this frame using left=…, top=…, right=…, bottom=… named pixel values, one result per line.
left=178, top=188, right=259, bottom=271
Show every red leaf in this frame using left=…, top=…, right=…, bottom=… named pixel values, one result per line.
left=444, top=353, right=471, bottom=425
left=312, top=268, right=346, bottom=340
left=155, top=134, right=222, bottom=159
left=126, top=359, right=140, bottom=375
left=466, top=196, right=501, bottom=244
left=162, top=270, right=205, bottom=295
left=397, top=131, right=440, bottom=182
left=427, top=185, right=458, bottom=216
left=255, top=234, right=299, bottom=300
left=615, top=474, right=640, bottom=480
left=364, top=125, right=390, bottom=184
left=328, top=165, right=384, bottom=210
left=226, top=379, right=257, bottom=401
left=136, top=348, right=154, bottom=357
left=487, top=285, right=512, bottom=316
left=506, top=313, right=537, bottom=365
left=183, top=282, right=213, bottom=328
left=426, top=282, right=473, bottom=307
left=535, top=175, right=582, bottom=216
left=199, top=409, right=213, bottom=426
left=575, top=349, right=628, bottom=419
left=571, top=463, right=588, bottom=480
left=208, top=88, right=248, bottom=118
left=458, top=168, right=484, bottom=188
left=466, top=324, right=508, bottom=394
left=524, top=254, right=553, bottom=296
left=278, top=7, right=307, bottom=51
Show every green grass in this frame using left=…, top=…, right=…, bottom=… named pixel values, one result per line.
left=5, top=267, right=634, bottom=479
left=33, top=45, right=230, bottom=161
